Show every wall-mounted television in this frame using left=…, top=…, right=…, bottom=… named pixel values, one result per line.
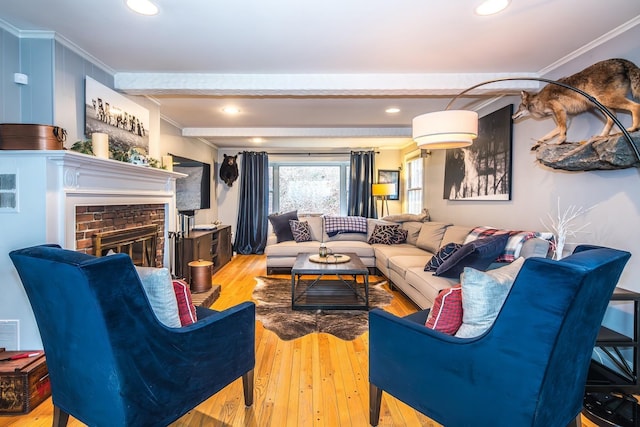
left=171, top=154, right=211, bottom=215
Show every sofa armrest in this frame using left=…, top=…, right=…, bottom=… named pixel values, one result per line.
left=520, top=237, right=551, bottom=258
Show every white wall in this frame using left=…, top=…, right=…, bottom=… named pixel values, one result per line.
left=423, top=26, right=640, bottom=337
left=159, top=121, right=218, bottom=225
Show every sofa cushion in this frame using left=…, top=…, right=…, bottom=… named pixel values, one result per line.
left=389, top=255, right=433, bottom=279
left=376, top=245, right=430, bottom=272
left=172, top=279, right=198, bottom=326
left=290, top=220, right=312, bottom=242
left=455, top=257, right=525, bottom=338
left=324, top=241, right=375, bottom=258
left=440, top=225, right=474, bottom=248
left=434, top=233, right=509, bottom=279
left=265, top=240, right=321, bottom=256
left=368, top=224, right=401, bottom=245
left=401, top=221, right=424, bottom=246
left=425, top=284, right=463, bottom=335
left=268, top=210, right=298, bottom=242
left=300, top=215, right=324, bottom=241
left=416, top=222, right=452, bottom=253
left=424, top=242, right=463, bottom=271
left=135, top=266, right=182, bottom=328
left=404, top=267, right=457, bottom=306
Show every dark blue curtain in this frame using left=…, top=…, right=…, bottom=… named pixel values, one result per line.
left=348, top=150, right=377, bottom=218
left=234, top=151, right=269, bottom=254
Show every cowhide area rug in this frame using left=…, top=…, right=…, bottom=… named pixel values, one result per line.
left=252, top=276, right=393, bottom=341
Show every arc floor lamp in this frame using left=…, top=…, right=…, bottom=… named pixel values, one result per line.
left=412, top=76, right=640, bottom=161
left=411, top=76, right=640, bottom=426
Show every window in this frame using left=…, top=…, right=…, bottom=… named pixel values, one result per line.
left=406, top=157, right=423, bottom=214
left=270, top=162, right=349, bottom=216
left=0, top=173, right=18, bottom=211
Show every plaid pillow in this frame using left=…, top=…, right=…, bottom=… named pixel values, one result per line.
left=172, top=279, right=197, bottom=326
left=289, top=220, right=312, bottom=242
left=425, top=285, right=463, bottom=335
left=424, top=242, right=463, bottom=271
left=324, top=216, right=368, bottom=236
left=367, top=224, right=400, bottom=245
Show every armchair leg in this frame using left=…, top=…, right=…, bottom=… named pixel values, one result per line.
left=242, top=369, right=254, bottom=407
left=370, top=383, right=382, bottom=426
left=53, top=405, right=70, bottom=427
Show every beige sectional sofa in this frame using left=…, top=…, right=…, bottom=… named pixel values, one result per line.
left=265, top=215, right=551, bottom=309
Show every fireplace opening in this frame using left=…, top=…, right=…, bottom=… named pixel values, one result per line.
left=93, top=225, right=158, bottom=267
left=76, top=204, right=165, bottom=267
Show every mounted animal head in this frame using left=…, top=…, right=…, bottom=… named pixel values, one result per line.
left=219, top=154, right=239, bottom=187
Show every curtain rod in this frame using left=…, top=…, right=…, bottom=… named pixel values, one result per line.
left=237, top=151, right=380, bottom=156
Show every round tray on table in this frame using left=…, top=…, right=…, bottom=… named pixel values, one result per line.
left=308, top=253, right=351, bottom=264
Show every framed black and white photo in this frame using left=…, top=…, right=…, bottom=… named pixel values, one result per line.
left=378, top=169, right=400, bottom=201
left=443, top=104, right=513, bottom=201
left=85, top=76, right=150, bottom=156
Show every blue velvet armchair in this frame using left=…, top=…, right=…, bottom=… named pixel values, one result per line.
left=10, top=244, right=255, bottom=427
left=369, top=245, right=631, bottom=427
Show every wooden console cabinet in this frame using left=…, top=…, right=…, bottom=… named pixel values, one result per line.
left=176, top=225, right=232, bottom=281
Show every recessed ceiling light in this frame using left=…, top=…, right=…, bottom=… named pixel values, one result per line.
left=475, top=0, right=510, bottom=16
left=222, top=107, right=241, bottom=115
left=251, top=137, right=265, bottom=143
left=126, top=0, right=159, bottom=16
left=385, top=107, right=401, bottom=114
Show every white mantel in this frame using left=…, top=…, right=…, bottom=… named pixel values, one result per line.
left=0, top=150, right=184, bottom=349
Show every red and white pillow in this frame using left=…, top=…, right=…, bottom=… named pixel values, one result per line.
left=172, top=279, right=198, bottom=326
left=425, top=284, right=463, bottom=335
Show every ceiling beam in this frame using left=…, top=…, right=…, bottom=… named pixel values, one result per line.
left=115, top=72, right=542, bottom=96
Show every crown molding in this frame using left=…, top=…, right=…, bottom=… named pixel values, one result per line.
left=538, top=15, right=640, bottom=76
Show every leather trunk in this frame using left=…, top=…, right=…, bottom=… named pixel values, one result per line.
left=0, top=123, right=66, bottom=150
left=0, top=350, right=51, bottom=414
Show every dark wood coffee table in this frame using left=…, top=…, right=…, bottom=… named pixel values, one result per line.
left=291, top=252, right=369, bottom=310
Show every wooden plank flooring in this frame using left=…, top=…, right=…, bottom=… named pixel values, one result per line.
left=0, top=254, right=603, bottom=426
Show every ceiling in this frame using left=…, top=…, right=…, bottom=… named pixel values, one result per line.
left=1, top=1, right=639, bottom=151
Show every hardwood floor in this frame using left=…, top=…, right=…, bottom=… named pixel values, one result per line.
left=0, top=254, right=602, bottom=426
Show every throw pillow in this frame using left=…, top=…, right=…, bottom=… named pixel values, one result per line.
left=425, top=285, right=463, bottom=335
left=289, top=220, right=312, bottom=242
left=434, top=233, right=510, bottom=279
left=268, top=210, right=298, bottom=243
left=391, top=228, right=408, bottom=244
left=368, top=224, right=401, bottom=245
left=172, top=279, right=198, bottom=326
left=135, top=266, right=182, bottom=328
left=455, top=257, right=525, bottom=338
left=424, top=242, right=463, bottom=271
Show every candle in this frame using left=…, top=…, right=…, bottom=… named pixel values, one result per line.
left=162, top=155, right=173, bottom=171
left=91, top=133, right=109, bottom=159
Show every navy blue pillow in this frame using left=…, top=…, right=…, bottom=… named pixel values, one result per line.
left=434, top=233, right=509, bottom=279
left=268, top=210, right=298, bottom=243
left=424, top=242, right=462, bottom=271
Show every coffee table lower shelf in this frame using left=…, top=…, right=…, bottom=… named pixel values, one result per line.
left=292, top=278, right=369, bottom=310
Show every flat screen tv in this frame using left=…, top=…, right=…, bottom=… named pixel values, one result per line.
left=171, top=154, right=211, bottom=214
